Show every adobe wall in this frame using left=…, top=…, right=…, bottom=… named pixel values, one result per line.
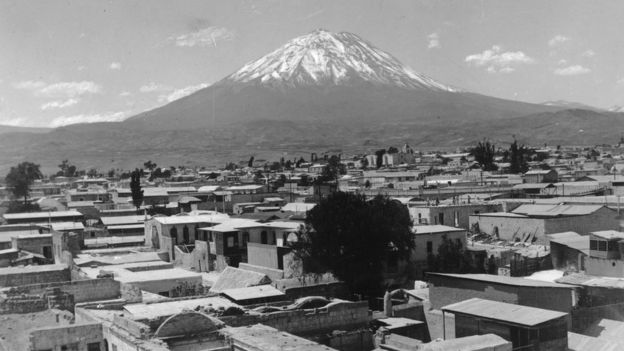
left=469, top=215, right=545, bottom=242
left=247, top=242, right=279, bottom=269
left=544, top=208, right=619, bottom=236
left=0, top=266, right=70, bottom=287
left=30, top=322, right=104, bottom=351
left=2, top=278, right=121, bottom=303
left=220, top=300, right=370, bottom=336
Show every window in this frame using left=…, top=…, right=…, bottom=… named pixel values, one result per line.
left=87, top=342, right=101, bottom=351
left=170, top=226, right=178, bottom=239
left=183, top=226, right=190, bottom=243
left=261, top=231, right=268, bottom=244
left=427, top=241, right=433, bottom=254
left=227, top=236, right=234, bottom=247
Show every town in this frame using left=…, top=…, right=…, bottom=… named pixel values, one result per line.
left=1, top=140, right=624, bottom=351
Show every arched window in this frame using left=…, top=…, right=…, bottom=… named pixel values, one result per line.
left=261, top=231, right=268, bottom=244
left=183, top=226, right=190, bottom=244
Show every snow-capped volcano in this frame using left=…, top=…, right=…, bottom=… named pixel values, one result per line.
left=224, top=29, right=458, bottom=92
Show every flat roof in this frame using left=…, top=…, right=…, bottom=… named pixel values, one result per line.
left=568, top=332, right=624, bottom=351
left=416, top=334, right=510, bottom=351
left=591, top=230, right=624, bottom=241
left=378, top=317, right=424, bottom=329
left=3, top=210, right=82, bottom=220
left=101, top=215, right=146, bottom=226
left=428, top=273, right=576, bottom=289
left=442, top=298, right=568, bottom=327
left=152, top=213, right=230, bottom=225
left=512, top=204, right=607, bottom=217
left=557, top=273, right=624, bottom=289
left=107, top=224, right=145, bottom=230
left=221, top=285, right=285, bottom=301
left=413, top=225, right=465, bottom=235
left=124, top=296, right=238, bottom=320
left=548, top=232, right=590, bottom=254
left=84, top=236, right=145, bottom=246
left=281, top=203, right=316, bottom=212
left=204, top=219, right=261, bottom=233
left=221, top=324, right=336, bottom=351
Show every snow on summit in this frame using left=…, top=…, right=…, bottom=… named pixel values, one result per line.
left=225, top=29, right=459, bottom=92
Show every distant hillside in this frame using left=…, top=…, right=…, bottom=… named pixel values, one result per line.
left=0, top=124, right=51, bottom=135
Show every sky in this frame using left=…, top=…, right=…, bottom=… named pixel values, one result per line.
left=2, top=0, right=624, bottom=127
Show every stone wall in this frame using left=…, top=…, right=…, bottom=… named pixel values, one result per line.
left=30, top=322, right=104, bottom=351
left=220, top=300, right=370, bottom=336
left=2, top=277, right=120, bottom=303
left=0, top=265, right=70, bottom=287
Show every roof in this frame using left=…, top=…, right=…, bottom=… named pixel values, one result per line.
left=221, top=324, right=336, bottom=351
left=281, top=203, right=316, bottom=212
left=84, top=236, right=145, bottom=246
left=235, top=220, right=302, bottom=231
left=442, top=298, right=568, bottom=327
left=583, top=319, right=624, bottom=344
left=548, top=232, right=589, bottom=254
left=209, top=267, right=271, bottom=293
left=377, top=317, right=424, bottom=329
left=221, top=284, right=285, bottom=302
left=3, top=210, right=83, bottom=220
left=197, top=185, right=221, bottom=193
left=512, top=183, right=555, bottom=190
left=415, top=334, right=510, bottom=351
left=48, top=222, right=85, bottom=231
left=556, top=273, right=624, bottom=289
left=525, top=170, right=555, bottom=175
left=152, top=213, right=230, bottom=225
left=226, top=185, right=264, bottom=191
left=591, top=230, right=624, bottom=241
left=568, top=332, right=624, bottom=351
left=412, top=225, right=465, bottom=235
left=428, top=273, right=575, bottom=289
left=106, top=224, right=145, bottom=230
left=101, top=215, right=146, bottom=226
left=124, top=296, right=238, bottom=320
left=202, top=218, right=260, bottom=233
left=178, top=196, right=201, bottom=204
left=512, top=204, right=607, bottom=217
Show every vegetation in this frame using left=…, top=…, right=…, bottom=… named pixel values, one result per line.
left=291, top=192, right=414, bottom=298
left=469, top=139, right=498, bottom=171
left=130, top=169, right=144, bottom=210
left=426, top=235, right=484, bottom=274
left=56, top=159, right=77, bottom=177
left=508, top=139, right=529, bottom=174
left=5, top=162, right=43, bottom=205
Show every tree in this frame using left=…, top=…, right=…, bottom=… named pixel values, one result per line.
left=387, top=146, right=399, bottom=154
left=295, top=157, right=306, bottom=168
left=5, top=162, right=43, bottom=205
left=57, top=159, right=77, bottom=177
left=291, top=192, right=414, bottom=298
left=427, top=235, right=479, bottom=274
left=375, top=149, right=386, bottom=168
left=469, top=140, right=497, bottom=171
left=87, top=168, right=99, bottom=178
left=130, top=169, right=144, bottom=210
left=509, top=140, right=529, bottom=174
left=247, top=156, right=254, bottom=168
left=143, top=160, right=157, bottom=171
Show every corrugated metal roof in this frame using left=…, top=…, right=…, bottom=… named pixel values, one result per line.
left=429, top=273, right=575, bottom=289
left=442, top=298, right=568, bottom=326
left=512, top=204, right=606, bottom=217
left=548, top=232, right=590, bottom=254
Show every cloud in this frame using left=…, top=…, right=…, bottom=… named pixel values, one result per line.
left=119, top=91, right=132, bottom=97
left=109, top=62, right=122, bottom=70
left=158, top=83, right=209, bottom=103
left=171, top=26, right=235, bottom=48
left=465, top=45, right=534, bottom=73
left=548, top=35, right=570, bottom=47
left=427, top=33, right=440, bottom=49
left=582, top=49, right=596, bottom=58
left=41, top=98, right=79, bottom=111
left=49, top=111, right=129, bottom=127
left=554, top=65, right=591, bottom=76
left=557, top=59, right=568, bottom=66
left=0, top=117, right=26, bottom=126
left=15, top=80, right=101, bottom=98
left=139, top=82, right=171, bottom=93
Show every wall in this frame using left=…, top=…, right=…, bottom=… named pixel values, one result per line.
left=411, top=204, right=503, bottom=229
left=30, top=322, right=104, bottom=351
left=239, top=263, right=284, bottom=281
left=550, top=242, right=585, bottom=271
left=428, top=275, right=576, bottom=313
left=469, top=215, right=545, bottom=242
left=12, top=235, right=52, bottom=257
left=220, top=300, right=370, bottom=336
left=412, top=231, right=466, bottom=263
left=544, top=208, right=619, bottom=236
left=2, top=277, right=120, bottom=303
left=0, top=265, right=70, bottom=287
left=247, top=242, right=279, bottom=269
left=586, top=257, right=624, bottom=277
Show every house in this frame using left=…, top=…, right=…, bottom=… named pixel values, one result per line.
left=199, top=218, right=261, bottom=270
left=442, top=298, right=569, bottom=351
left=409, top=203, right=503, bottom=229
left=428, top=273, right=579, bottom=313
left=409, top=225, right=466, bottom=278
left=469, top=204, right=619, bottom=243
left=523, top=169, right=559, bottom=183
left=585, top=230, right=624, bottom=277
left=2, top=210, right=84, bottom=225
left=548, top=232, right=589, bottom=271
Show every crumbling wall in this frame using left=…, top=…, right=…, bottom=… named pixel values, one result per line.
left=0, top=265, right=70, bottom=287
left=1, top=278, right=120, bottom=303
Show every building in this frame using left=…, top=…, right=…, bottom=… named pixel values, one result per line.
left=469, top=204, right=619, bottom=243
left=2, top=210, right=84, bottom=225
left=410, top=203, right=502, bottom=229
left=523, top=169, right=559, bottom=183
left=29, top=322, right=105, bottom=351
left=409, top=225, right=467, bottom=277
left=428, top=273, right=579, bottom=313
left=442, top=298, right=569, bottom=351
left=548, top=232, right=589, bottom=271
left=586, top=230, right=624, bottom=277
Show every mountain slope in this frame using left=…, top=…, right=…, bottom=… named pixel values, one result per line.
left=125, top=29, right=556, bottom=130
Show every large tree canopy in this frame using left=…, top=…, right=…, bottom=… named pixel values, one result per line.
left=130, top=169, right=144, bottom=210
left=469, top=140, right=497, bottom=171
left=5, top=162, right=43, bottom=205
left=292, top=192, right=414, bottom=297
